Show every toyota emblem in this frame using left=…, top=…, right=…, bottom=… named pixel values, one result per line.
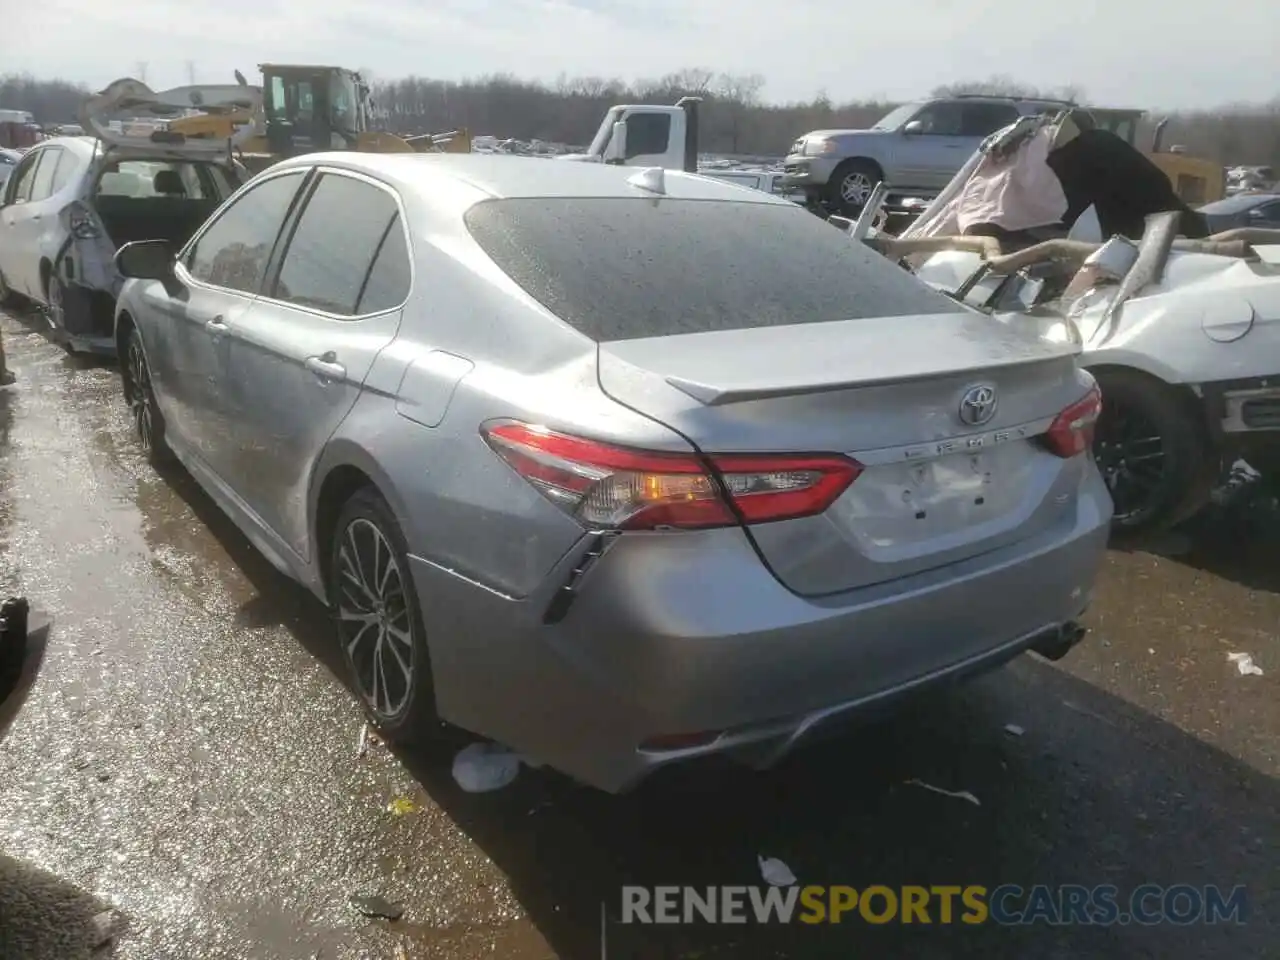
left=958, top=384, right=998, bottom=426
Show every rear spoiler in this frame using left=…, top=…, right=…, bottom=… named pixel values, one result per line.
left=78, top=77, right=260, bottom=160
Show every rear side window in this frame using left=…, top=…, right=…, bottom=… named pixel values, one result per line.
left=50, top=150, right=78, bottom=193
left=187, top=170, right=305, bottom=294
left=29, top=148, right=63, bottom=201
left=356, top=216, right=411, bottom=314
left=961, top=103, right=1020, bottom=137
left=464, top=198, right=956, bottom=342
left=272, top=173, right=403, bottom=316
left=1256, top=201, right=1280, bottom=222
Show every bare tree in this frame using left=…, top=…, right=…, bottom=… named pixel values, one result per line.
left=716, top=73, right=766, bottom=153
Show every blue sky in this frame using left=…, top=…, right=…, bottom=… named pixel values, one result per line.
left=6, top=0, right=1277, bottom=110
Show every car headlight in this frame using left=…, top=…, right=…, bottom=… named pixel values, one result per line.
left=804, top=138, right=839, bottom=156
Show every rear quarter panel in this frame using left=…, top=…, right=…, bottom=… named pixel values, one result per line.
left=313, top=215, right=696, bottom=600
left=1078, top=253, right=1280, bottom=384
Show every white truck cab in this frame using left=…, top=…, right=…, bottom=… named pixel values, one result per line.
left=561, top=98, right=700, bottom=172
left=560, top=98, right=804, bottom=204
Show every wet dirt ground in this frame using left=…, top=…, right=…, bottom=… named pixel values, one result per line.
left=0, top=309, right=1276, bottom=959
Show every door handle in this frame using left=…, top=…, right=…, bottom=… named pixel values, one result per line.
left=305, top=352, right=346, bottom=382
left=205, top=316, right=228, bottom=336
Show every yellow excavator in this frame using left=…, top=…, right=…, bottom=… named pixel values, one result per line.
left=1087, top=107, right=1225, bottom=205
left=166, top=64, right=471, bottom=173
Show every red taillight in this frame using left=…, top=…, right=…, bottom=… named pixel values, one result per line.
left=1043, top=387, right=1102, bottom=458
left=482, top=422, right=862, bottom=531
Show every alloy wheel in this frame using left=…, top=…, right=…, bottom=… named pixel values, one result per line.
left=1094, top=402, right=1168, bottom=523
left=46, top=276, right=64, bottom=332
left=335, top=518, right=415, bottom=720
left=840, top=171, right=874, bottom=205
left=127, top=339, right=154, bottom=451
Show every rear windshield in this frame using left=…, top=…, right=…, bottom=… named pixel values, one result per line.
left=464, top=197, right=956, bottom=342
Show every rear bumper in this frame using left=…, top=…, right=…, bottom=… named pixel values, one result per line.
left=410, top=467, right=1112, bottom=792
left=1200, top=376, right=1280, bottom=436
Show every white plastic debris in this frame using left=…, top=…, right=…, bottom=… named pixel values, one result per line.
left=1004, top=723, right=1025, bottom=737
left=451, top=741, right=521, bottom=793
left=356, top=724, right=369, bottom=758
left=1228, top=652, right=1264, bottom=677
left=905, top=778, right=981, bottom=806
left=757, top=854, right=797, bottom=887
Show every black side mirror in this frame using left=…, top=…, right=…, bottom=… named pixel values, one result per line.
left=115, top=239, right=174, bottom=280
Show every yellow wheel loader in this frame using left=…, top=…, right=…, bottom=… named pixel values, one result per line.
left=86, top=65, right=470, bottom=176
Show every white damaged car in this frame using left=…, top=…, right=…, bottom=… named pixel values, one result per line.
left=857, top=112, right=1280, bottom=533
left=0, top=79, right=249, bottom=354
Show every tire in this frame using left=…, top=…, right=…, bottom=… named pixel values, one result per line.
left=122, top=327, right=172, bottom=467
left=827, top=159, right=882, bottom=216
left=1091, top=368, right=1218, bottom=534
left=327, top=487, right=440, bottom=742
left=44, top=273, right=78, bottom=354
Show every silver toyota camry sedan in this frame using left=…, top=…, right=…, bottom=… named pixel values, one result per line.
left=112, top=153, right=1112, bottom=792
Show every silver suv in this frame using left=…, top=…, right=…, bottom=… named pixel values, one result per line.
left=783, top=95, right=1072, bottom=214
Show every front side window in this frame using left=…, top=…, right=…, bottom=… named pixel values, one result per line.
left=271, top=173, right=403, bottom=316
left=910, top=101, right=965, bottom=136
left=465, top=197, right=956, bottom=343
left=186, top=171, right=306, bottom=294
left=874, top=103, right=924, bottom=131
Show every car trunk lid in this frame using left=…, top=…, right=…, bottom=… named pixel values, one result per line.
left=596, top=310, right=1095, bottom=596
left=79, top=77, right=259, bottom=164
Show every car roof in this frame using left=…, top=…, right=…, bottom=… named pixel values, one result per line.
left=268, top=152, right=794, bottom=205
left=29, top=136, right=98, bottom=156
left=934, top=94, right=1074, bottom=106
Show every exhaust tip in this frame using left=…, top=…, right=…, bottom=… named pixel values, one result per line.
left=1032, top=621, right=1088, bottom=662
